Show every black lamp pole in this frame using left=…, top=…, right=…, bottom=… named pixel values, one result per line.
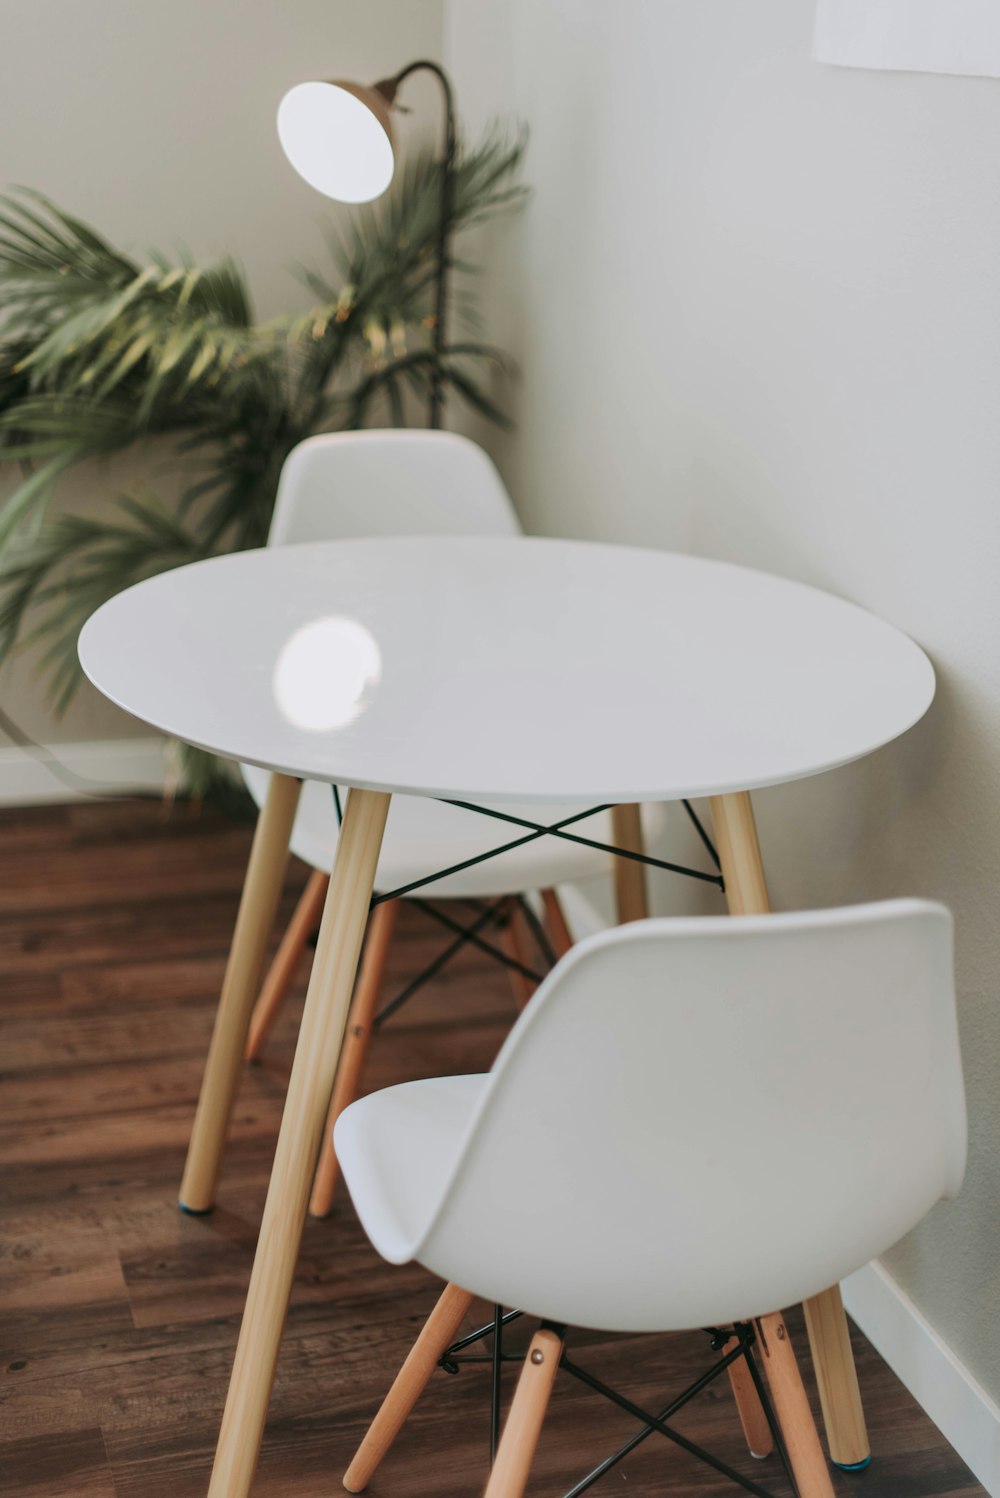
left=373, top=60, right=456, bottom=429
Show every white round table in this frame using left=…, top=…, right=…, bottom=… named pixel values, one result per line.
left=80, top=536, right=934, bottom=1496
left=80, top=535, right=933, bottom=804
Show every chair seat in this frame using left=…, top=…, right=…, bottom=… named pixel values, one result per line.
left=335, top=1074, right=488, bottom=1263
left=242, top=765, right=666, bottom=899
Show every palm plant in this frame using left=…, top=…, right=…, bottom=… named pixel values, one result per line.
left=0, top=129, right=526, bottom=797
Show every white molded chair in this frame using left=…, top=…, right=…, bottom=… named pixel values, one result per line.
left=241, top=430, right=665, bottom=1215
left=336, top=900, right=966, bottom=1498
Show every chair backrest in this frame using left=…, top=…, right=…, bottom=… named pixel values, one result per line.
left=267, top=430, right=521, bottom=545
left=417, top=900, right=966, bottom=1332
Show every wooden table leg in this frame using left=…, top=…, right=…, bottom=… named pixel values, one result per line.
left=309, top=897, right=400, bottom=1218
left=802, top=1284, right=871, bottom=1470
left=610, top=804, right=648, bottom=923
left=207, top=787, right=391, bottom=1498
left=612, top=799, right=770, bottom=1456
left=709, top=791, right=870, bottom=1470
left=245, top=867, right=330, bottom=1062
left=179, top=772, right=302, bottom=1214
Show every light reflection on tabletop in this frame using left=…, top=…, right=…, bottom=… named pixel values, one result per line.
left=272, top=616, right=381, bottom=732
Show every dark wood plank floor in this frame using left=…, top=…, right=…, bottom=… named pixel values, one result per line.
left=0, top=800, right=985, bottom=1497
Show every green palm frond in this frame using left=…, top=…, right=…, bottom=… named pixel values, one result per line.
left=0, top=190, right=138, bottom=321
left=322, top=129, right=527, bottom=325
left=0, top=122, right=528, bottom=769
left=0, top=491, right=208, bottom=711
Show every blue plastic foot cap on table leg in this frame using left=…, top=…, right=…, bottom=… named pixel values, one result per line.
left=178, top=1200, right=214, bottom=1216
left=834, top=1456, right=872, bottom=1472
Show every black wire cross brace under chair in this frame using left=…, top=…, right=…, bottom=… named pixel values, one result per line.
left=345, top=787, right=725, bottom=1028
left=437, top=1309, right=801, bottom=1498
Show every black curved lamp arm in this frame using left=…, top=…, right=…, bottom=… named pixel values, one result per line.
left=375, top=60, right=457, bottom=429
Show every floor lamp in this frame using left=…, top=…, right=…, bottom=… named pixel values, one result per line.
left=278, top=60, right=456, bottom=428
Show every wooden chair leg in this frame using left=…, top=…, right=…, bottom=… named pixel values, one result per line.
left=723, top=1334, right=774, bottom=1459
left=611, top=804, right=648, bottom=923
left=755, top=1312, right=835, bottom=1498
left=343, top=1282, right=475, bottom=1493
left=709, top=791, right=870, bottom=1468
left=179, top=772, right=302, bottom=1213
left=484, top=1325, right=564, bottom=1498
left=245, top=868, right=329, bottom=1062
left=498, top=897, right=537, bottom=1011
left=540, top=888, right=573, bottom=958
left=309, top=898, right=400, bottom=1218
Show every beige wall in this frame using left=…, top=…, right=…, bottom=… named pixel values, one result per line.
left=447, top=0, right=1000, bottom=1407
left=0, top=0, right=443, bottom=744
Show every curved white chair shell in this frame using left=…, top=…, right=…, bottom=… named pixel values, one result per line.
left=337, top=899, right=966, bottom=1333
left=268, top=427, right=522, bottom=545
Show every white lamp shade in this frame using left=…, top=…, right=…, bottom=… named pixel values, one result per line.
left=277, top=81, right=395, bottom=203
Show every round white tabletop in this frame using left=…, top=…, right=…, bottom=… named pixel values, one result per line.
left=78, top=536, right=934, bottom=805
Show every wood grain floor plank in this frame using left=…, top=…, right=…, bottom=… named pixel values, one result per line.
left=0, top=800, right=985, bottom=1498
left=0, top=1427, right=118, bottom=1497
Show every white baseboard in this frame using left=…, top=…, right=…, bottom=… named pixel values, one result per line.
left=0, top=736, right=168, bottom=805
left=842, top=1260, right=1000, bottom=1495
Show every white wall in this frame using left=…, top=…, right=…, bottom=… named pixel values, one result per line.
left=447, top=0, right=1000, bottom=1420
left=0, top=0, right=443, bottom=749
